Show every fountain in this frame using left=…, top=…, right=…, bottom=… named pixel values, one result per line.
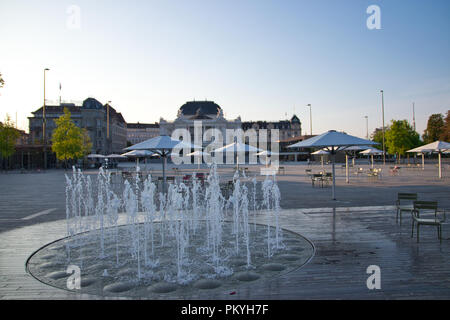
left=26, top=164, right=314, bottom=297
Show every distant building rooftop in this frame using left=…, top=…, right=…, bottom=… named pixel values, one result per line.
left=127, top=122, right=159, bottom=129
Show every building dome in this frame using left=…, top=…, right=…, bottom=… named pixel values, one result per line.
left=82, top=97, right=103, bottom=110
left=179, top=101, right=221, bottom=118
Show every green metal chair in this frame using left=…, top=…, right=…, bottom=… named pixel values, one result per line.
left=411, top=201, right=445, bottom=243
left=396, top=193, right=418, bottom=225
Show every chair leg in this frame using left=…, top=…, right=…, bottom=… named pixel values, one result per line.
left=411, top=219, right=414, bottom=238
left=417, top=224, right=420, bottom=243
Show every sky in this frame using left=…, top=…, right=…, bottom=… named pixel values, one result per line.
left=0, top=0, right=449, bottom=138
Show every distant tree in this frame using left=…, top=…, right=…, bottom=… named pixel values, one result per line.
left=385, top=120, right=421, bottom=162
left=423, top=113, right=444, bottom=143
left=0, top=115, right=20, bottom=169
left=370, top=127, right=386, bottom=148
left=0, top=72, right=4, bottom=89
left=51, top=108, right=91, bottom=168
left=440, top=110, right=450, bottom=141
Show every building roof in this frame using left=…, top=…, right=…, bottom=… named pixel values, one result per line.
left=179, top=100, right=221, bottom=116
left=82, top=97, right=103, bottom=110
left=291, top=115, right=301, bottom=123
left=31, top=98, right=126, bottom=124
left=127, top=122, right=160, bottom=129
left=32, top=103, right=80, bottom=115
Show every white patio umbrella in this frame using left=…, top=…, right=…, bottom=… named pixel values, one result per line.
left=186, top=150, right=210, bottom=169
left=256, top=150, right=280, bottom=167
left=87, top=154, right=105, bottom=159
left=339, top=145, right=373, bottom=182
left=121, top=149, right=156, bottom=168
left=311, top=149, right=329, bottom=169
left=121, top=150, right=156, bottom=157
left=288, top=130, right=377, bottom=200
left=213, top=142, right=263, bottom=170
left=407, top=141, right=450, bottom=178
left=125, top=135, right=200, bottom=192
left=359, top=147, right=383, bottom=168
left=106, top=154, right=127, bottom=159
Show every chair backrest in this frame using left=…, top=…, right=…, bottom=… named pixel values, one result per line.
left=398, top=193, right=417, bottom=201
left=413, top=201, right=438, bottom=219
left=414, top=201, right=437, bottom=210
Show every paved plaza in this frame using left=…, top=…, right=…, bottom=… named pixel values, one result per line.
left=0, top=162, right=449, bottom=299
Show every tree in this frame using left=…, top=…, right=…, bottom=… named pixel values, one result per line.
left=371, top=127, right=386, bottom=147
left=51, top=108, right=91, bottom=167
left=0, top=72, right=4, bottom=89
left=385, top=120, right=421, bottom=162
left=0, top=115, right=20, bottom=169
left=423, top=113, right=444, bottom=143
left=440, top=110, right=450, bottom=141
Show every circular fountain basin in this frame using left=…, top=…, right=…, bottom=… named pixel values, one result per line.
left=26, top=222, right=314, bottom=298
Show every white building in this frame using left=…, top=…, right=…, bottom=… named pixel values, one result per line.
left=159, top=100, right=242, bottom=147
left=126, top=122, right=160, bottom=145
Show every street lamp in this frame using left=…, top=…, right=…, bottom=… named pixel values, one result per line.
left=306, top=104, right=312, bottom=135
left=106, top=101, right=111, bottom=154
left=380, top=90, right=386, bottom=165
left=43, top=68, right=50, bottom=169
left=106, top=101, right=111, bottom=139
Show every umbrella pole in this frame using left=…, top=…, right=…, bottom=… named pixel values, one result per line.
left=422, top=153, right=425, bottom=170
left=438, top=151, right=442, bottom=179
left=162, top=154, right=166, bottom=193
left=332, top=151, right=336, bottom=200
left=345, top=154, right=349, bottom=184
left=371, top=155, right=374, bottom=168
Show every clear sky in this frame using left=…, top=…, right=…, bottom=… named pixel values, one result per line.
left=0, top=0, right=449, bottom=138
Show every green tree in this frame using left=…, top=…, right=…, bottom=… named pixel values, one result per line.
left=51, top=108, right=91, bottom=167
left=440, top=110, right=450, bottom=141
left=423, top=113, right=444, bottom=143
left=0, top=115, right=20, bottom=169
left=371, top=127, right=387, bottom=147
left=0, top=72, right=4, bottom=89
left=385, top=120, right=421, bottom=162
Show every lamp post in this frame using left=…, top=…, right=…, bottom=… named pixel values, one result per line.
left=380, top=90, right=386, bottom=165
left=364, top=115, right=369, bottom=139
left=306, top=104, right=312, bottom=135
left=106, top=101, right=111, bottom=154
left=43, top=68, right=50, bottom=169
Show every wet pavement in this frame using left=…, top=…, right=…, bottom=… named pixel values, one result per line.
left=0, top=163, right=449, bottom=299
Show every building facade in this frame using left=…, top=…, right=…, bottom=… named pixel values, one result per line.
left=127, top=122, right=160, bottom=145
left=28, top=98, right=127, bottom=155
left=241, top=115, right=302, bottom=142
left=159, top=100, right=242, bottom=148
